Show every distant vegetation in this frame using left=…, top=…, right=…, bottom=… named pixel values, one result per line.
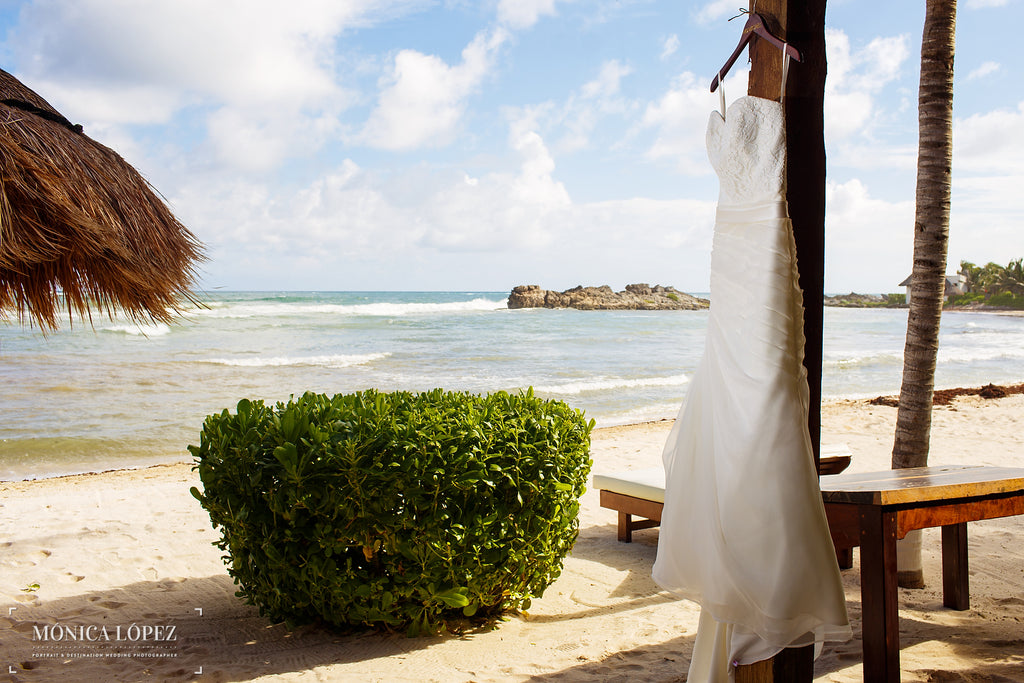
left=948, top=259, right=1024, bottom=309
left=826, top=258, right=1024, bottom=310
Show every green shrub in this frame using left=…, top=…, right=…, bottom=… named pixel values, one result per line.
left=986, top=291, right=1024, bottom=309
left=946, top=292, right=985, bottom=307
left=189, top=388, right=593, bottom=635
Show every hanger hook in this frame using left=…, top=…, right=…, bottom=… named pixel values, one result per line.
left=728, top=3, right=755, bottom=22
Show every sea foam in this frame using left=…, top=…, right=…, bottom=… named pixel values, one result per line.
left=102, top=323, right=172, bottom=336
left=534, top=374, right=690, bottom=395
left=202, top=352, right=391, bottom=368
left=196, top=298, right=507, bottom=319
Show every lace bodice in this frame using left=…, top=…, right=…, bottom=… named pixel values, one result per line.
left=706, top=96, right=786, bottom=207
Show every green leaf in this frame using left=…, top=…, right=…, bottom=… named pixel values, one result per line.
left=434, top=587, right=470, bottom=608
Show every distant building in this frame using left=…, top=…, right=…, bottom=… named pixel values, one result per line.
left=899, top=273, right=966, bottom=306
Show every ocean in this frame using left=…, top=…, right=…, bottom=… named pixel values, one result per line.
left=3, top=291, right=1023, bottom=480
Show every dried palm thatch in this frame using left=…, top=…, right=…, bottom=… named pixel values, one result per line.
left=0, top=67, right=203, bottom=330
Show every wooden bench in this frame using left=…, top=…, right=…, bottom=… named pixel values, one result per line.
left=594, top=445, right=852, bottom=543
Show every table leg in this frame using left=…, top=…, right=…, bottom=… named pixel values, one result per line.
left=859, top=505, right=900, bottom=682
left=941, top=523, right=970, bottom=610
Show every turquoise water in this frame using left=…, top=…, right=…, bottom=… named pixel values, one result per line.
left=3, top=291, right=1023, bottom=479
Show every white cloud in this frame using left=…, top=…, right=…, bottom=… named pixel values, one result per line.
left=825, top=179, right=914, bottom=291
left=10, top=0, right=418, bottom=118
left=828, top=143, right=917, bottom=172
left=23, top=82, right=185, bottom=126
left=824, top=102, right=1024, bottom=290
left=361, top=28, right=508, bottom=150
left=177, top=122, right=714, bottom=290
left=509, top=123, right=571, bottom=206
left=206, top=108, right=343, bottom=173
left=639, top=70, right=740, bottom=175
left=825, top=29, right=910, bottom=141
left=581, top=60, right=633, bottom=99
left=7, top=0, right=431, bottom=174
left=695, top=0, right=738, bottom=25
left=950, top=175, right=1024, bottom=267
left=966, top=61, right=1001, bottom=81
left=418, top=120, right=570, bottom=250
left=517, top=60, right=636, bottom=155
left=496, top=0, right=561, bottom=29
left=661, top=35, right=680, bottom=61
left=182, top=121, right=573, bottom=263
left=955, top=102, right=1024, bottom=174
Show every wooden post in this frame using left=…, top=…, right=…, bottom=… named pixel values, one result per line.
left=735, top=0, right=827, bottom=680
left=748, top=0, right=827, bottom=467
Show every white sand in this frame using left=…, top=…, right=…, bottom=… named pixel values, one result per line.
left=3, top=395, right=1024, bottom=681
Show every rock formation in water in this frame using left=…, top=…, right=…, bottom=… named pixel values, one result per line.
left=507, top=284, right=709, bottom=311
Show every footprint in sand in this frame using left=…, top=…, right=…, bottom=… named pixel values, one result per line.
left=11, top=620, right=45, bottom=633
left=60, top=572, right=85, bottom=583
left=985, top=638, right=1024, bottom=648
left=4, top=548, right=53, bottom=568
left=63, top=606, right=105, bottom=618
left=97, top=600, right=128, bottom=610
left=142, top=567, right=159, bottom=580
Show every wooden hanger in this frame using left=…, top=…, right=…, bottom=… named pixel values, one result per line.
left=710, top=12, right=802, bottom=92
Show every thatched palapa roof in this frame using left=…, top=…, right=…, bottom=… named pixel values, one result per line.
left=0, top=67, right=203, bottom=330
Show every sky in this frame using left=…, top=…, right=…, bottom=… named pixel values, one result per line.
left=0, top=0, right=1021, bottom=294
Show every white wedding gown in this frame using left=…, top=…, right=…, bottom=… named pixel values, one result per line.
left=652, top=84, right=850, bottom=681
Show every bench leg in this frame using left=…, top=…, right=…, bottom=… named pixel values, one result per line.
left=618, top=512, right=633, bottom=543
left=941, top=523, right=969, bottom=610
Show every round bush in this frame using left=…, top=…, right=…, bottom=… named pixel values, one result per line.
left=189, top=388, right=593, bottom=635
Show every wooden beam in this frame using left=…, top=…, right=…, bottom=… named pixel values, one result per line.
left=748, top=0, right=828, bottom=466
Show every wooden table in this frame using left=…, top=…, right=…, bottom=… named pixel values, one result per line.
left=820, top=465, right=1024, bottom=682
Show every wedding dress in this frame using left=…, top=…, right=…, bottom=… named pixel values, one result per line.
left=651, top=66, right=850, bottom=681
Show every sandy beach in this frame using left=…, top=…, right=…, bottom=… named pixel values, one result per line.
left=4, top=394, right=1024, bottom=682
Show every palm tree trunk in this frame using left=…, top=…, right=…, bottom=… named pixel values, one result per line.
left=892, top=0, right=957, bottom=588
